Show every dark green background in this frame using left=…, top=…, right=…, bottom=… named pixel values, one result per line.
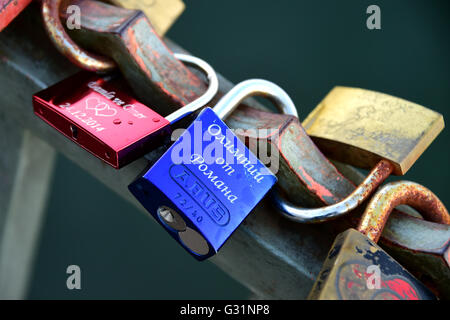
left=28, top=0, right=449, bottom=299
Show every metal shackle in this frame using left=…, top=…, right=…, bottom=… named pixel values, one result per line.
left=165, top=53, right=219, bottom=123
left=212, top=79, right=298, bottom=120
left=358, top=181, right=450, bottom=243
left=272, top=160, right=394, bottom=223
left=42, top=0, right=116, bottom=72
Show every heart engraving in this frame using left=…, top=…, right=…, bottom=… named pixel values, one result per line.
left=85, top=97, right=117, bottom=117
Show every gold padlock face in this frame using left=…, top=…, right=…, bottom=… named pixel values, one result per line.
left=108, top=0, right=185, bottom=36
left=303, top=87, right=444, bottom=175
left=308, top=229, right=436, bottom=300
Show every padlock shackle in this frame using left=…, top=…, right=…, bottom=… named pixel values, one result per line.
left=358, top=181, right=450, bottom=243
left=164, top=54, right=219, bottom=123
left=271, top=160, right=394, bottom=223
left=212, top=79, right=298, bottom=120
left=42, top=0, right=116, bottom=72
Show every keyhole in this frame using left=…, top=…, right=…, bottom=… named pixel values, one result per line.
left=70, top=125, right=78, bottom=140
left=157, top=206, right=186, bottom=232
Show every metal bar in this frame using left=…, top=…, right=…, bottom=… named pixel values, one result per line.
left=0, top=131, right=56, bottom=299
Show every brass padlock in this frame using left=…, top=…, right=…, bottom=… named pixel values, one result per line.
left=308, top=181, right=449, bottom=300
left=303, top=86, right=444, bottom=175
left=273, top=87, right=444, bottom=222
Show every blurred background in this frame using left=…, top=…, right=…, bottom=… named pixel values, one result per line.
left=28, top=0, right=449, bottom=299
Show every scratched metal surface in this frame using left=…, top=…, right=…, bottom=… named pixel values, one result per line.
left=0, top=3, right=448, bottom=299
left=308, top=229, right=437, bottom=300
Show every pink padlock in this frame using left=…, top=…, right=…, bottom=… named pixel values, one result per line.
left=33, top=54, right=218, bottom=168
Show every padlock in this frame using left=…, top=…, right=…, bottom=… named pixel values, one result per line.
left=273, top=86, right=444, bottom=222
left=209, top=86, right=450, bottom=286
left=128, top=79, right=298, bottom=260
left=0, top=0, right=32, bottom=32
left=303, top=86, right=444, bottom=175
left=33, top=53, right=218, bottom=168
left=308, top=181, right=449, bottom=300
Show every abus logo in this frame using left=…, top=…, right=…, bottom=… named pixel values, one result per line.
left=170, top=164, right=230, bottom=226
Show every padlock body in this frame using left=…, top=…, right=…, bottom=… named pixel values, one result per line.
left=308, top=229, right=436, bottom=300
left=129, top=107, right=277, bottom=260
left=33, top=72, right=170, bottom=168
left=303, top=87, right=444, bottom=175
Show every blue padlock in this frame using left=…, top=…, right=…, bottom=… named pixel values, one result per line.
left=129, top=80, right=298, bottom=260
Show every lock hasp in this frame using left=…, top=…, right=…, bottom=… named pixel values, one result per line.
left=303, top=87, right=444, bottom=175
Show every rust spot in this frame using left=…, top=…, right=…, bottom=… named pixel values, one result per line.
left=359, top=180, right=450, bottom=243
left=43, top=0, right=115, bottom=71
left=297, top=166, right=337, bottom=203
